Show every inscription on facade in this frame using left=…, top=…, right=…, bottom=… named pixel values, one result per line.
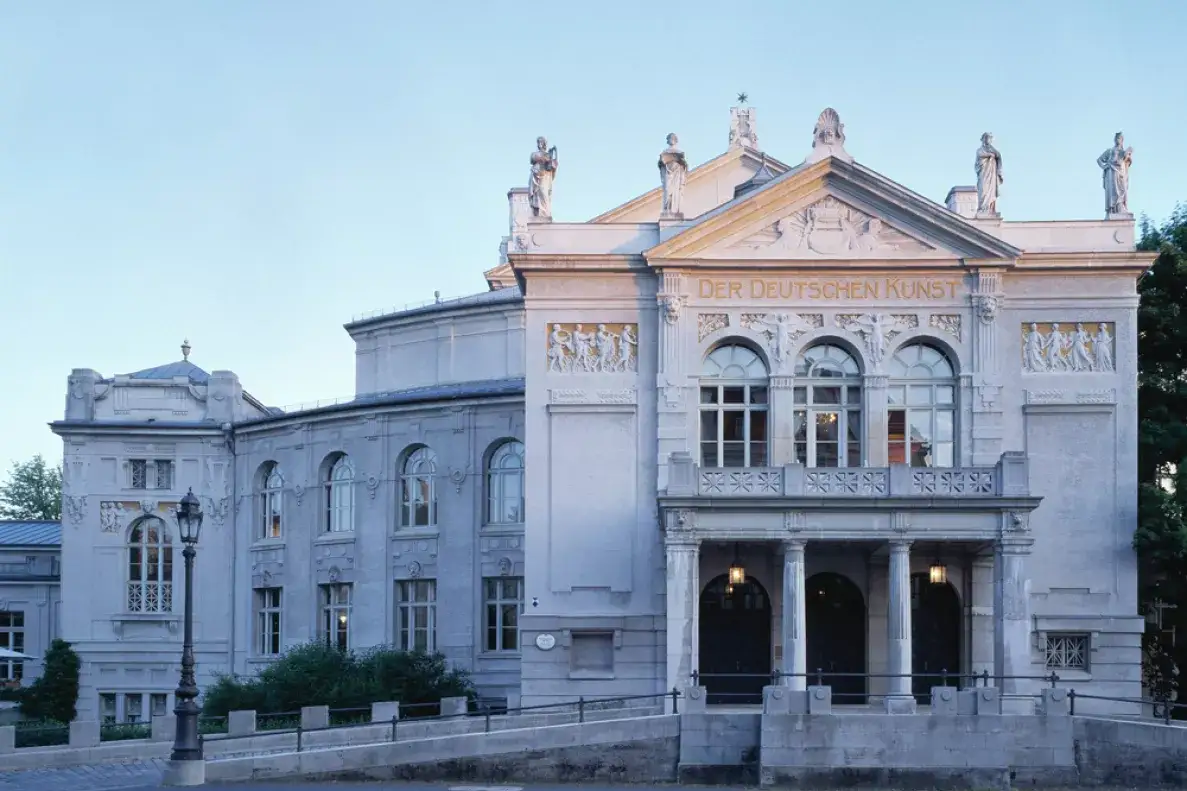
left=698, top=277, right=963, bottom=301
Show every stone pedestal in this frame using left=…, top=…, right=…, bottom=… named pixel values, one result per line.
left=885, top=540, right=916, bottom=713
left=780, top=540, right=807, bottom=690
left=162, top=759, right=205, bottom=787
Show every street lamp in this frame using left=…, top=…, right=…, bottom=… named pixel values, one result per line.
left=167, top=488, right=203, bottom=783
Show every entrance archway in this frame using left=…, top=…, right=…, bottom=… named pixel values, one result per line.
left=805, top=572, right=867, bottom=703
left=698, top=574, right=771, bottom=705
left=910, top=572, right=962, bottom=702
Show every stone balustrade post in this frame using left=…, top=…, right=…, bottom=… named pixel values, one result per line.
left=228, top=709, right=257, bottom=736
left=300, top=705, right=329, bottom=730
left=371, top=701, right=400, bottom=723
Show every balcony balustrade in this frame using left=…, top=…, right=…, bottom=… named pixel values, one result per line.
left=665, top=451, right=1030, bottom=500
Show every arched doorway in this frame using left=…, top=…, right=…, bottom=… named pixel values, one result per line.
left=911, top=572, right=962, bottom=702
left=805, top=572, right=867, bottom=703
left=698, top=574, right=771, bottom=705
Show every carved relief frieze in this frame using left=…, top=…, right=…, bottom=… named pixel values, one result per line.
left=99, top=501, right=125, bottom=533
left=203, top=495, right=230, bottom=527
left=836, top=313, right=918, bottom=368
left=1021, top=322, right=1114, bottom=373
left=929, top=314, right=962, bottom=342
left=729, top=197, right=934, bottom=258
left=481, top=535, right=522, bottom=551
left=62, top=495, right=86, bottom=527
left=784, top=511, right=806, bottom=533
left=741, top=313, right=823, bottom=368
left=697, top=313, right=729, bottom=342
left=664, top=508, right=696, bottom=533
left=546, top=322, right=638, bottom=374
left=392, top=538, right=440, bottom=558
left=498, top=556, right=514, bottom=576
left=548, top=388, right=637, bottom=405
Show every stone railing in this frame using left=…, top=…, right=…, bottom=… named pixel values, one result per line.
left=665, top=451, right=1029, bottom=499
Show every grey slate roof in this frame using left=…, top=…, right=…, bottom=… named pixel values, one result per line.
left=0, top=521, right=62, bottom=547
left=238, top=376, right=526, bottom=426
left=347, top=286, right=523, bottom=330
left=119, top=361, right=211, bottom=384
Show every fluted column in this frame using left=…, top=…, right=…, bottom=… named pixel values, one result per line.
left=885, top=539, right=916, bottom=713
left=769, top=376, right=795, bottom=466
left=781, top=539, right=807, bottom=689
left=994, top=531, right=1034, bottom=697
left=665, top=527, right=700, bottom=693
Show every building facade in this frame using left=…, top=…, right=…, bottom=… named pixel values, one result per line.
left=0, top=521, right=61, bottom=691
left=53, top=106, right=1150, bottom=720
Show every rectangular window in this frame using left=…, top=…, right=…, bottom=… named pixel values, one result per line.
left=0, top=611, right=25, bottom=682
left=395, top=579, right=437, bottom=652
left=151, top=693, right=169, bottom=718
left=570, top=631, right=614, bottom=674
left=153, top=460, right=173, bottom=490
left=130, top=460, right=148, bottom=489
left=318, top=583, right=351, bottom=651
left=255, top=588, right=283, bottom=656
left=483, top=577, right=524, bottom=652
left=1044, top=633, right=1089, bottom=670
left=699, top=384, right=768, bottom=468
left=123, top=693, right=143, bottom=723
left=99, top=693, right=117, bottom=724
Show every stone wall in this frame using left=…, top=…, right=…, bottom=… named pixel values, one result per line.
left=678, top=710, right=760, bottom=784
left=1073, top=716, right=1187, bottom=787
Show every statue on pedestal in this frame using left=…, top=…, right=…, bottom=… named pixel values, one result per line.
left=658, top=133, right=688, bottom=218
left=975, top=133, right=1003, bottom=216
left=1097, top=132, right=1133, bottom=217
left=529, top=136, right=558, bottom=219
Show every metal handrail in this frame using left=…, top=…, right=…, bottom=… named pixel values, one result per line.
left=690, top=669, right=1063, bottom=687
left=204, top=689, right=683, bottom=750
left=1068, top=690, right=1187, bottom=723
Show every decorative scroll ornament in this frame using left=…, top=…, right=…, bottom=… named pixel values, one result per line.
left=732, top=197, right=930, bottom=258
left=929, top=314, right=962, bottom=341
left=63, top=496, right=86, bottom=526
left=449, top=468, right=466, bottom=493
left=366, top=474, right=380, bottom=500
left=697, top=314, right=729, bottom=342
left=407, top=560, right=423, bottom=579
left=293, top=483, right=306, bottom=507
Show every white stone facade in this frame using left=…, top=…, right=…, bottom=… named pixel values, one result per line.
left=53, top=107, right=1151, bottom=721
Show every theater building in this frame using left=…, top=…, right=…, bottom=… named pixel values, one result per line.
left=52, top=106, right=1148, bottom=720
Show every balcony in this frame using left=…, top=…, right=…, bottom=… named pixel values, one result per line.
left=665, top=451, right=1030, bottom=500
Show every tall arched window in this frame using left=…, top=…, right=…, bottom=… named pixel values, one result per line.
left=487, top=441, right=525, bottom=524
left=258, top=462, right=284, bottom=540
left=127, top=517, right=172, bottom=613
left=324, top=455, right=355, bottom=533
left=887, top=343, right=956, bottom=467
left=699, top=344, right=769, bottom=467
left=401, top=446, right=438, bottom=527
left=793, top=343, right=862, bottom=467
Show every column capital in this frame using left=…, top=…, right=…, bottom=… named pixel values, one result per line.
left=770, top=375, right=795, bottom=390
left=781, top=538, right=806, bottom=555
left=888, top=538, right=913, bottom=551
left=863, top=374, right=889, bottom=389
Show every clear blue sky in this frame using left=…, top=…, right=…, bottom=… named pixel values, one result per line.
left=1, top=0, right=1183, bottom=471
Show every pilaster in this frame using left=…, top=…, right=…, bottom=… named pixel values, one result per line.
left=994, top=515, right=1034, bottom=697
left=664, top=508, right=699, bottom=692
left=885, top=539, right=915, bottom=712
left=971, top=269, right=1005, bottom=466
left=657, top=271, right=690, bottom=491
left=863, top=374, right=889, bottom=466
left=769, top=376, right=795, bottom=467
left=780, top=539, right=807, bottom=690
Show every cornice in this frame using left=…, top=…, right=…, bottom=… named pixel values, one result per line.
left=1013, top=251, right=1156, bottom=272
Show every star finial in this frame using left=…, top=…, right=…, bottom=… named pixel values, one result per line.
left=737, top=92, right=749, bottom=105
left=181, top=339, right=191, bottom=361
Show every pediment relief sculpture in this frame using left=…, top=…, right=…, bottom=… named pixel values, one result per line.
left=727, top=197, right=934, bottom=259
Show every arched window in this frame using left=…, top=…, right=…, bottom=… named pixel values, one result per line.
left=324, top=455, right=355, bottom=533
left=127, top=517, right=172, bottom=613
left=401, top=446, right=438, bottom=527
left=887, top=343, right=956, bottom=467
left=699, top=344, right=769, bottom=467
left=487, top=441, right=525, bottom=524
left=793, top=343, right=862, bottom=467
left=257, top=462, right=283, bottom=540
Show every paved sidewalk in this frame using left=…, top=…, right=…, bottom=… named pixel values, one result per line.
left=0, top=759, right=165, bottom=791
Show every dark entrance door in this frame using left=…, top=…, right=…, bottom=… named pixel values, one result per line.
left=911, top=572, right=962, bottom=702
left=698, top=574, right=771, bottom=705
left=805, top=572, right=867, bottom=703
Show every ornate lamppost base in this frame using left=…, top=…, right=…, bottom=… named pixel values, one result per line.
left=162, top=758, right=206, bottom=787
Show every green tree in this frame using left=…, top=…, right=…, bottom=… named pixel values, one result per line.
left=0, top=455, right=62, bottom=521
left=1134, top=205, right=1187, bottom=714
left=20, top=639, right=81, bottom=723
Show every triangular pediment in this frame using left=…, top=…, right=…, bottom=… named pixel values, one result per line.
left=646, top=157, right=1021, bottom=263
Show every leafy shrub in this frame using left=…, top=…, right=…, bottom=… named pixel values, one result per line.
left=200, top=641, right=474, bottom=719
left=20, top=639, right=80, bottom=724
left=14, top=720, right=69, bottom=748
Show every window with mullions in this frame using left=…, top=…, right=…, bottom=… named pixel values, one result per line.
left=699, top=344, right=769, bottom=467
left=793, top=344, right=862, bottom=467
left=887, top=343, right=956, bottom=468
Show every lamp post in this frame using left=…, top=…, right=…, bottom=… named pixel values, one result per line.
left=168, top=488, right=203, bottom=781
